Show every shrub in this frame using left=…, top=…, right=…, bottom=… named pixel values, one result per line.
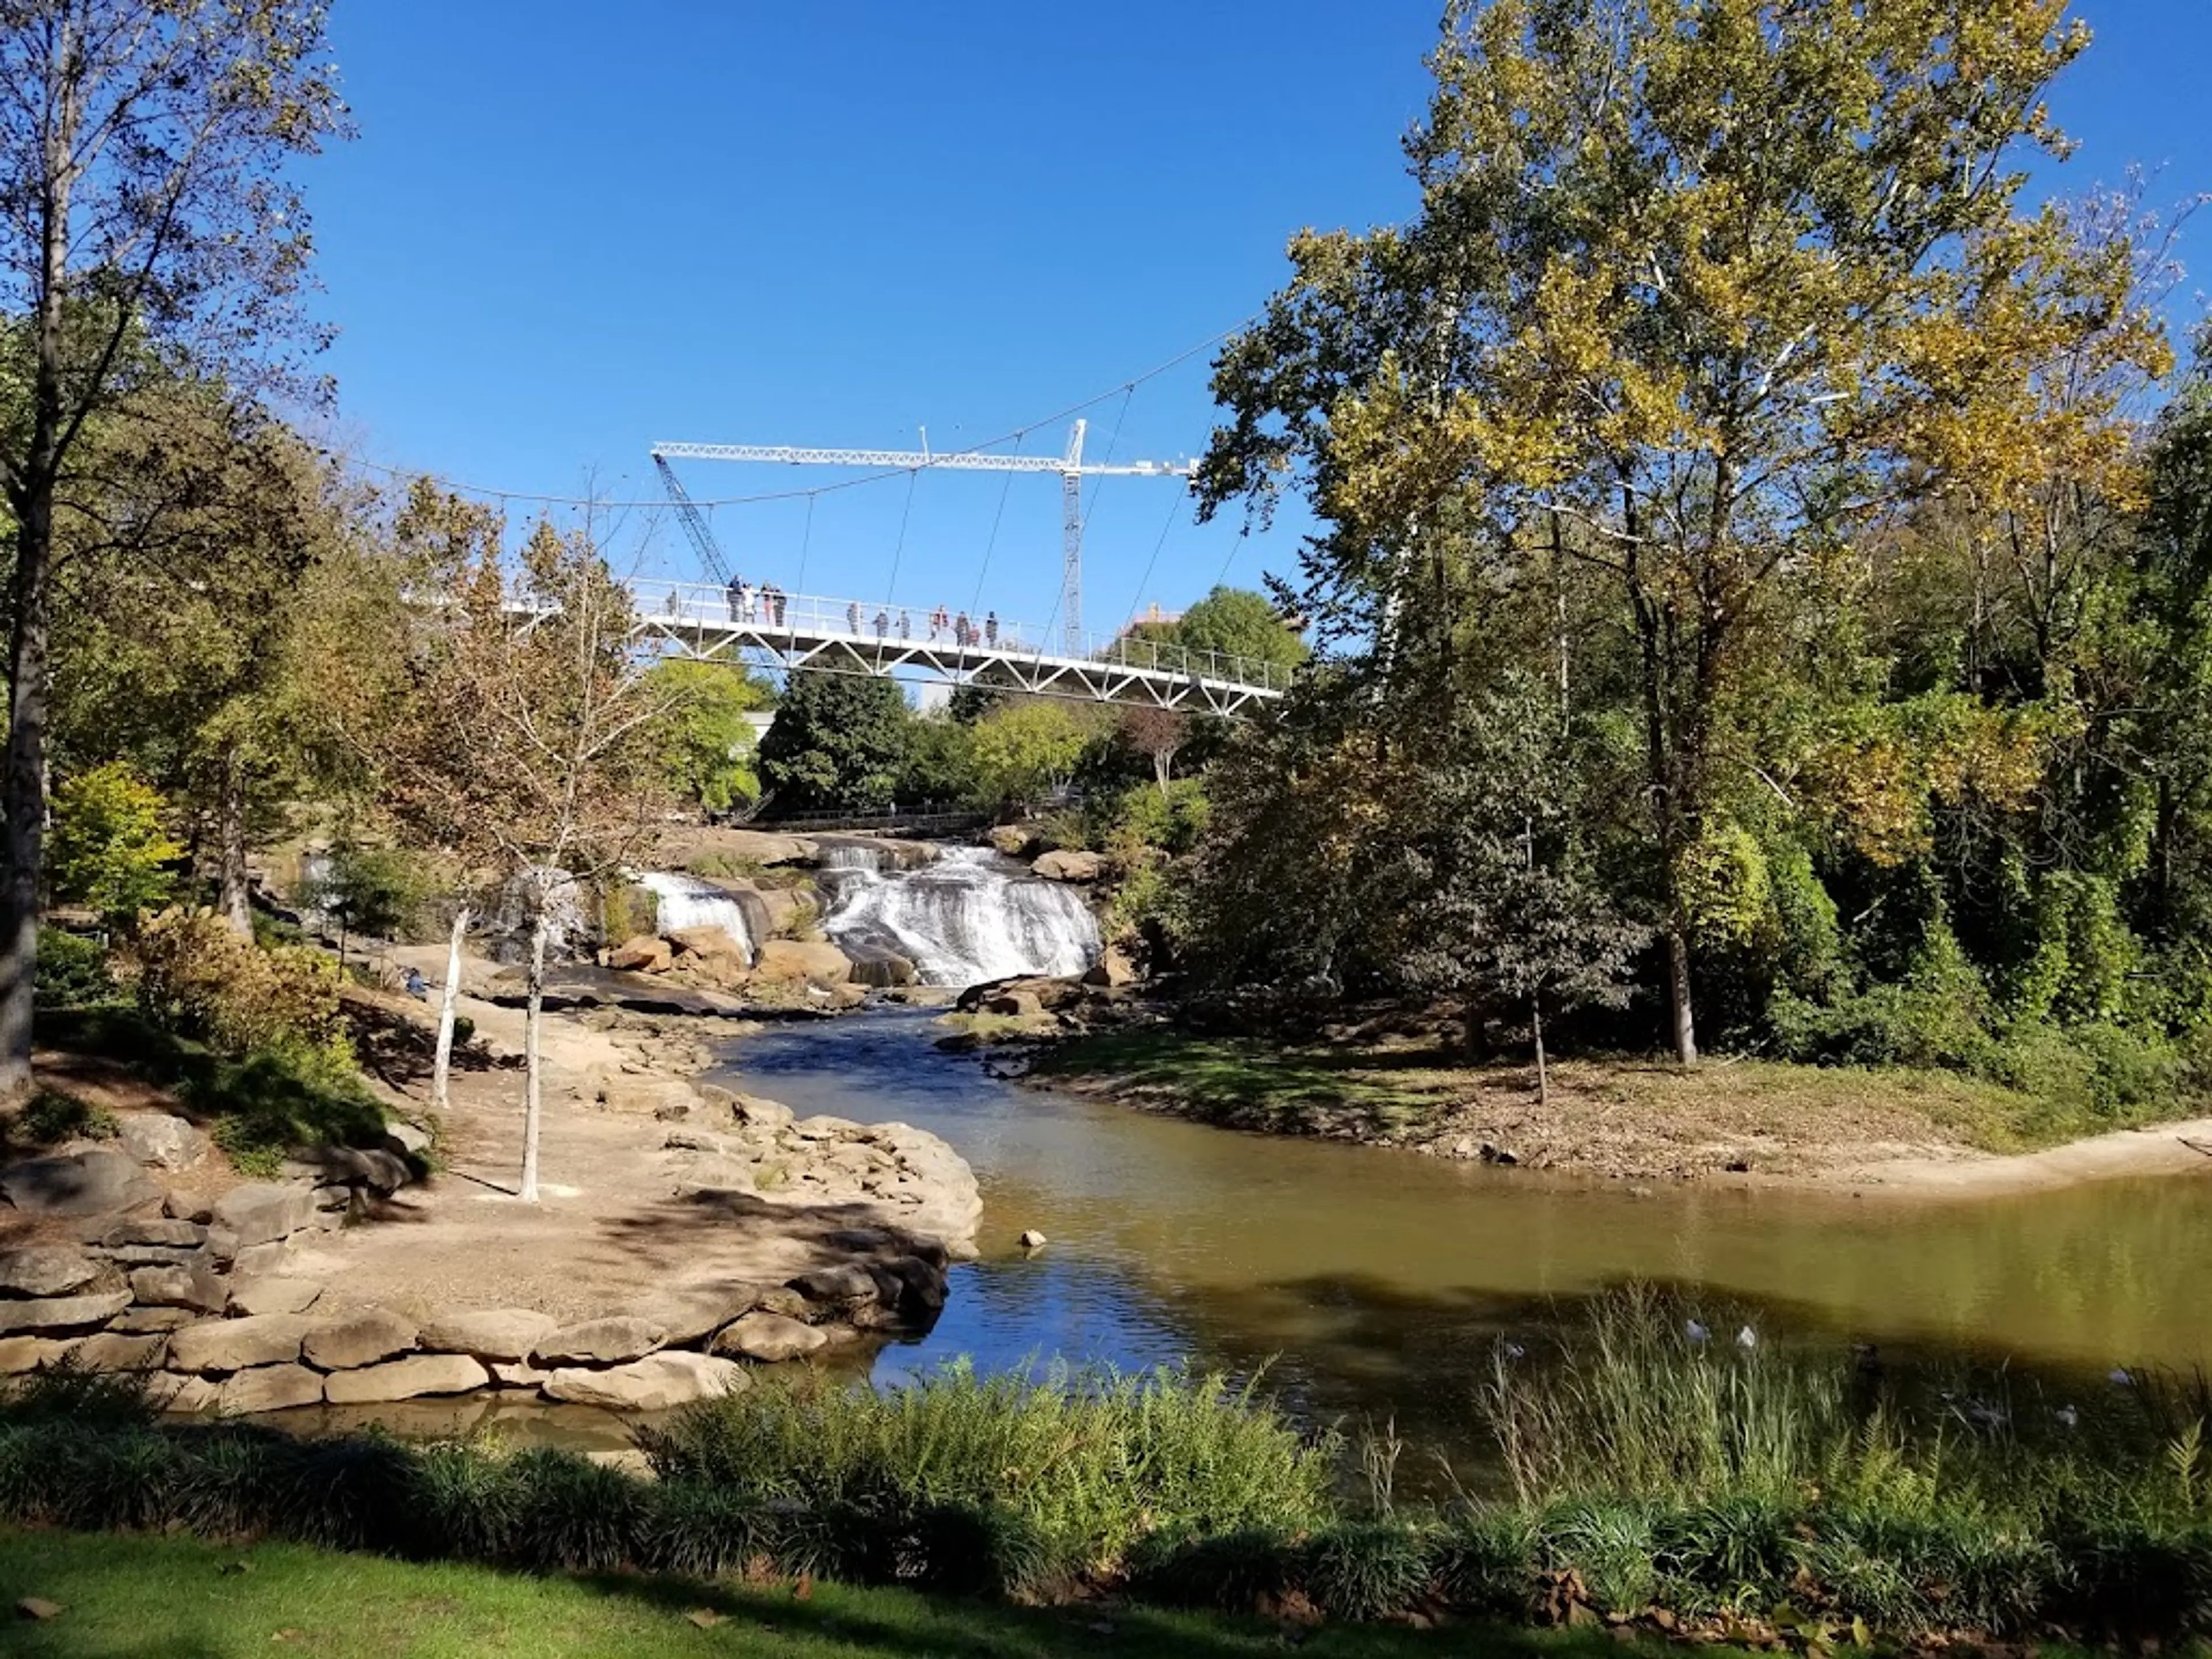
left=195, top=1046, right=388, bottom=1177
left=636, top=1361, right=1335, bottom=1586
left=131, top=907, right=347, bottom=1061
left=48, top=762, right=181, bottom=927
left=35, top=928, right=118, bottom=1010
left=14, top=1089, right=119, bottom=1146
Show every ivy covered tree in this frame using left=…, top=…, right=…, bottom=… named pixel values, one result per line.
left=757, top=672, right=911, bottom=813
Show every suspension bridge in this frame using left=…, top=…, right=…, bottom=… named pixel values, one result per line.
left=637, top=410, right=1295, bottom=714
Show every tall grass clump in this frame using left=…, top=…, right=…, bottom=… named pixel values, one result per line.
left=637, top=1359, right=1334, bottom=1590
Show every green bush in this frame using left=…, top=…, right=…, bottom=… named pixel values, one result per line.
left=13, top=1089, right=119, bottom=1146
left=132, top=907, right=348, bottom=1063
left=35, top=929, right=118, bottom=1010
left=195, top=1045, right=388, bottom=1178
left=47, top=762, right=180, bottom=927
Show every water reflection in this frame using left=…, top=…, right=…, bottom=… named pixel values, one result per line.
left=724, top=1008, right=2212, bottom=1455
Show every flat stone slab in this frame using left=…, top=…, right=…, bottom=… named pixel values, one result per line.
left=531, top=1316, right=666, bottom=1368
left=418, top=1309, right=556, bottom=1362
left=151, top=1373, right=219, bottom=1413
left=217, top=1363, right=324, bottom=1415
left=323, top=1353, right=490, bottom=1404
left=128, top=1263, right=229, bottom=1314
left=302, top=1308, right=417, bottom=1372
left=0, top=1289, right=130, bottom=1335
left=543, top=1351, right=750, bottom=1411
left=229, top=1277, right=323, bottom=1318
left=73, top=1331, right=169, bottom=1370
left=0, top=1335, right=77, bottom=1374
left=213, top=1183, right=319, bottom=1247
left=0, top=1246, right=113, bottom=1298
left=169, top=1313, right=314, bottom=1374
left=0, top=1148, right=158, bottom=1216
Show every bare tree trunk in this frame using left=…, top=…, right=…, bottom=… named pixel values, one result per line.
left=431, top=904, right=469, bottom=1115
left=1665, top=924, right=1698, bottom=1066
left=0, top=54, right=78, bottom=1099
left=520, top=900, right=546, bottom=1202
left=217, top=747, right=252, bottom=934
left=1532, top=990, right=1548, bottom=1107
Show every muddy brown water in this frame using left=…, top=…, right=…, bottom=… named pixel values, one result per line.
left=719, top=1008, right=2212, bottom=1468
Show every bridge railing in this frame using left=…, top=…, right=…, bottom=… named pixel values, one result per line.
left=626, top=578, right=1298, bottom=695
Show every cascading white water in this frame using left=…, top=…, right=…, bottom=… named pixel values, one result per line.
left=823, top=845, right=1100, bottom=987
left=635, top=871, right=756, bottom=964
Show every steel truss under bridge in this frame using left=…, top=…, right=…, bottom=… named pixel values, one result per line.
left=625, top=581, right=1289, bottom=716
left=650, top=422, right=1191, bottom=656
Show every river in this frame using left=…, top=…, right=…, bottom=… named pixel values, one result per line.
left=719, top=1006, right=2212, bottom=1470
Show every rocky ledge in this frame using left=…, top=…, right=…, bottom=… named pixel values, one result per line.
left=3, top=1089, right=980, bottom=1416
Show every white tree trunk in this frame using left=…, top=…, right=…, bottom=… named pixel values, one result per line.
left=520, top=902, right=546, bottom=1202
left=431, top=904, right=468, bottom=1115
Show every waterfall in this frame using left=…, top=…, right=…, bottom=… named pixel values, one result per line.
left=823, top=846, right=1100, bottom=987
left=635, top=872, right=756, bottom=963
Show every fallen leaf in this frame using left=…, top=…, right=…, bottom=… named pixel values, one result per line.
left=686, top=1609, right=724, bottom=1629
left=16, top=1598, right=64, bottom=1622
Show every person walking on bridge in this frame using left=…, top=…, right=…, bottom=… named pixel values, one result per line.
left=763, top=582, right=786, bottom=627
left=898, top=609, right=911, bottom=641
left=984, top=611, right=999, bottom=647
left=955, top=611, right=971, bottom=647
left=847, top=600, right=862, bottom=634
left=874, top=608, right=889, bottom=641
left=930, top=605, right=949, bottom=642
left=726, top=575, right=744, bottom=619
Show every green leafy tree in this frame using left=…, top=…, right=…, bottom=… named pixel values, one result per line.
left=758, top=672, right=911, bottom=813
left=0, top=1, right=349, bottom=1095
left=47, top=762, right=179, bottom=928
left=649, top=658, right=773, bottom=815
left=306, top=843, right=430, bottom=971
left=965, top=700, right=1092, bottom=813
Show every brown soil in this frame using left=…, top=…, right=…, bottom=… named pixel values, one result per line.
left=1032, top=1025, right=2212, bottom=1196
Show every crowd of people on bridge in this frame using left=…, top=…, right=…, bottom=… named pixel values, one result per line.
left=703, top=580, right=1007, bottom=652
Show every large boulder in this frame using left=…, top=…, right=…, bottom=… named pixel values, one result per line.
left=0, top=1246, right=113, bottom=1298
left=543, top=1351, right=749, bottom=1410
left=988, top=824, right=1039, bottom=858
left=115, top=1113, right=211, bottom=1172
left=213, top=1183, right=319, bottom=1248
left=711, top=1311, right=827, bottom=1363
left=846, top=949, right=919, bottom=989
left=217, top=1363, right=324, bottom=1415
left=955, top=975, right=1086, bottom=1016
left=665, top=925, right=747, bottom=965
left=752, top=939, right=853, bottom=986
left=1082, top=945, right=1139, bottom=988
left=419, top=1308, right=556, bottom=1363
left=302, top=1308, right=418, bottom=1372
left=323, top=1353, right=490, bottom=1404
left=0, top=1147, right=158, bottom=1216
left=0, top=1290, right=129, bottom=1335
left=531, top=1316, right=665, bottom=1368
left=609, top=935, right=673, bottom=974
left=169, top=1313, right=314, bottom=1374
left=101, top=1218, right=209, bottom=1251
left=983, top=989, right=1046, bottom=1020
left=1031, top=848, right=1103, bottom=882
left=285, top=1147, right=412, bottom=1196
left=229, top=1277, right=323, bottom=1318
left=637, top=1286, right=755, bottom=1348
left=150, top=1373, right=220, bottom=1414
left=788, top=1263, right=881, bottom=1310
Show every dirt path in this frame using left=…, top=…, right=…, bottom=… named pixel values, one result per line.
left=1836, top=1115, right=2212, bottom=1197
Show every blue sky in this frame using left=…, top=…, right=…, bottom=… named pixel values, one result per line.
left=309, top=2, right=2212, bottom=635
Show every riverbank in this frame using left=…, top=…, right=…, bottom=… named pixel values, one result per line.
left=1027, top=1027, right=2212, bottom=1193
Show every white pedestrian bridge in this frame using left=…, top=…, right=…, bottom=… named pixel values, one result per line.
left=623, top=579, right=1292, bottom=716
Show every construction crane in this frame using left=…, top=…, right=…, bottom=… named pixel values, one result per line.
left=652, top=452, right=733, bottom=586
left=651, top=421, right=1191, bottom=654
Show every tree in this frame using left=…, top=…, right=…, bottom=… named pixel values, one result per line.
left=649, top=657, right=772, bottom=816
left=1118, top=706, right=1189, bottom=797
left=1170, top=587, right=1310, bottom=671
left=306, top=842, right=427, bottom=972
left=366, top=499, right=668, bottom=1202
left=965, top=699, right=1092, bottom=813
left=0, top=1, right=348, bottom=1093
left=47, top=761, right=177, bottom=928
left=1199, top=0, right=2165, bottom=1063
left=757, top=672, right=910, bottom=813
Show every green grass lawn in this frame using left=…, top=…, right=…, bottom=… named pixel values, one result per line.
left=0, top=1527, right=1654, bottom=1659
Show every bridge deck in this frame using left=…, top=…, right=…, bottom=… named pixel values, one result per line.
left=627, top=581, right=1289, bottom=715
